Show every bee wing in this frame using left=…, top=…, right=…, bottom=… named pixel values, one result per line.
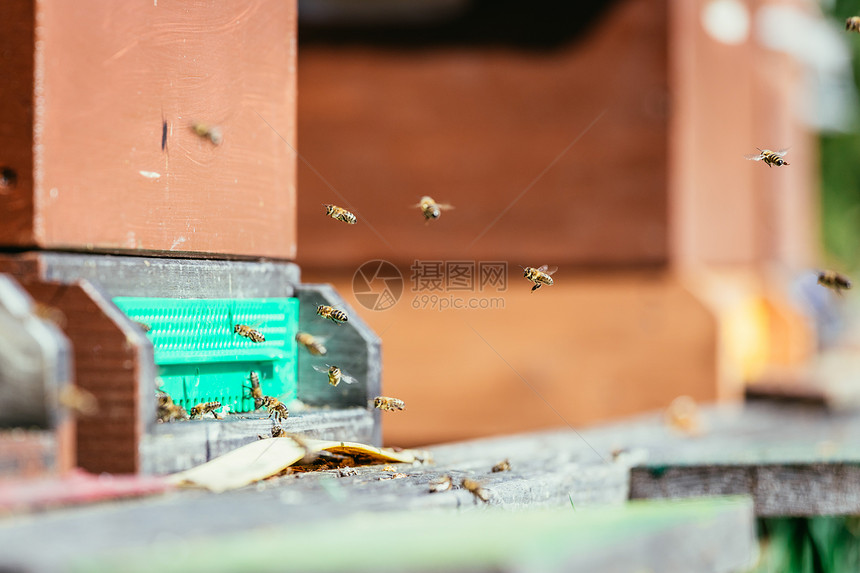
left=312, top=364, right=330, bottom=374
left=437, top=203, right=455, bottom=211
left=744, top=154, right=764, bottom=161
left=299, top=333, right=329, bottom=344
left=774, top=148, right=790, bottom=157
left=537, top=265, right=558, bottom=275
left=340, top=372, right=359, bottom=385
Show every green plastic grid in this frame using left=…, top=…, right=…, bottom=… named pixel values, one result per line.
left=113, top=297, right=299, bottom=413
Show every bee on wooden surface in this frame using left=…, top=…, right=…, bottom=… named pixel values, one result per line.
left=373, top=396, right=406, bottom=411
left=191, top=122, right=223, bottom=145
left=316, top=305, right=348, bottom=325
left=428, top=474, right=453, bottom=493
left=847, top=16, right=860, bottom=32
left=189, top=401, right=222, bottom=419
left=234, top=324, right=265, bottom=343
left=313, top=364, right=358, bottom=387
left=461, top=477, right=489, bottom=503
left=744, top=148, right=789, bottom=167
left=271, top=425, right=286, bottom=438
left=817, top=270, right=852, bottom=295
left=295, top=332, right=328, bottom=356
left=244, top=371, right=264, bottom=409
left=260, top=396, right=289, bottom=424
left=323, top=204, right=357, bottom=225
left=414, top=196, right=454, bottom=223
left=521, top=265, right=557, bottom=292
left=664, top=395, right=702, bottom=436
left=156, top=392, right=187, bottom=423
left=491, top=459, right=511, bottom=473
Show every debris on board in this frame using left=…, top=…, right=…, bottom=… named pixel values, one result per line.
left=169, top=436, right=430, bottom=492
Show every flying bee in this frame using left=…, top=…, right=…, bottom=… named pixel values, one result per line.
left=847, top=16, right=860, bottom=33
left=414, top=196, right=454, bottom=223
left=521, top=265, right=557, bottom=292
left=295, top=332, right=328, bottom=356
left=191, top=122, right=223, bottom=145
left=259, top=395, right=289, bottom=424
left=744, top=148, right=789, bottom=167
left=461, top=477, right=489, bottom=503
left=428, top=474, right=453, bottom=493
left=156, top=392, right=187, bottom=423
left=664, top=395, right=702, bottom=436
left=491, top=459, right=511, bottom=473
left=373, top=396, right=406, bottom=411
left=133, top=320, right=151, bottom=333
left=234, top=324, right=265, bottom=343
left=244, top=371, right=264, bottom=409
left=323, top=204, right=357, bottom=225
left=58, top=386, right=98, bottom=417
left=189, top=401, right=222, bottom=419
left=316, top=305, right=348, bottom=325
left=313, top=364, right=358, bottom=387
left=33, top=303, right=67, bottom=329
left=817, top=270, right=852, bottom=294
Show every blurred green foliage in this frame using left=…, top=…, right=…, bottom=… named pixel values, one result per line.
left=750, top=517, right=860, bottom=572
left=821, top=1, right=860, bottom=269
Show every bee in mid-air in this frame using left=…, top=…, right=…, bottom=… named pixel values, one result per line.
left=491, top=459, right=511, bottom=473
left=259, top=395, right=289, bottom=424
left=234, top=324, right=265, bottom=343
left=314, top=364, right=358, bottom=387
left=189, top=401, right=222, bottom=419
left=316, top=305, right=348, bottom=325
left=414, top=196, right=454, bottom=223
left=33, top=303, right=67, bottom=329
left=664, top=395, right=702, bottom=436
left=295, top=332, right=328, bottom=356
left=521, top=265, right=557, bottom=292
left=244, top=371, right=264, bottom=409
left=847, top=16, right=860, bottom=32
left=373, top=396, right=406, bottom=411
left=323, top=204, right=357, bottom=225
left=461, top=477, right=489, bottom=503
left=744, top=148, right=789, bottom=167
left=156, top=392, right=187, bottom=423
left=428, top=474, right=453, bottom=493
left=191, top=122, right=223, bottom=145
left=133, top=320, right=151, bottom=333
left=58, top=386, right=98, bottom=417
left=817, top=270, right=852, bottom=294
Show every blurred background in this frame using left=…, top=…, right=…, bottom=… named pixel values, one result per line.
left=294, top=0, right=860, bottom=446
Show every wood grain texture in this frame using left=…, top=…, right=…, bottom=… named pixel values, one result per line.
left=0, top=0, right=35, bottom=247
left=1, top=0, right=297, bottom=258
left=18, top=280, right=154, bottom=474
left=0, top=427, right=756, bottom=572
left=578, top=401, right=860, bottom=516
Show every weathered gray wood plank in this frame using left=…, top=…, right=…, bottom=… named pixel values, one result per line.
left=577, top=401, right=860, bottom=516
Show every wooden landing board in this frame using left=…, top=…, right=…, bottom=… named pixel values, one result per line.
left=579, top=401, right=860, bottom=516
left=0, top=495, right=755, bottom=573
